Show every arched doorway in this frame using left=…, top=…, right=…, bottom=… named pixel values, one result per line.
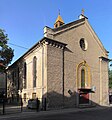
left=76, top=60, right=91, bottom=105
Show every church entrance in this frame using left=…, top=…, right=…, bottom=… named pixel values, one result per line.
left=79, top=68, right=89, bottom=104
left=76, top=61, right=92, bottom=106
left=79, top=93, right=89, bottom=104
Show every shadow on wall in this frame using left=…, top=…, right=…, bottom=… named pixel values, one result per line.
left=42, top=90, right=103, bottom=110
left=5, top=56, right=109, bottom=110
left=6, top=58, right=26, bottom=102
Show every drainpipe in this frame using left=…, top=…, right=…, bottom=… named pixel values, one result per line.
left=42, top=45, right=44, bottom=97
left=99, top=58, right=102, bottom=105
left=5, top=71, right=7, bottom=99
left=62, top=46, right=65, bottom=107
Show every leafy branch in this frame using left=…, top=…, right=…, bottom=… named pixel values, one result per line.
left=0, top=29, right=14, bottom=72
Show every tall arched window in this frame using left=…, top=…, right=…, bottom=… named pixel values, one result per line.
left=33, top=56, right=37, bottom=87
left=77, top=61, right=91, bottom=89
left=81, top=69, right=85, bottom=88
left=24, top=62, right=27, bottom=89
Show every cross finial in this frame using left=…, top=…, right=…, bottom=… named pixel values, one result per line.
left=82, top=9, right=84, bottom=15
left=58, top=9, right=60, bottom=15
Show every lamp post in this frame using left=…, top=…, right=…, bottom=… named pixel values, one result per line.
left=0, top=63, right=6, bottom=115
left=18, top=90, right=23, bottom=112
left=2, top=92, right=6, bottom=115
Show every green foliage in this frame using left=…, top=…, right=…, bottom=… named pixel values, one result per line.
left=109, top=69, right=112, bottom=89
left=0, top=29, right=14, bottom=72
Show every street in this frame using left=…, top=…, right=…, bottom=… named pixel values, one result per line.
left=0, top=107, right=112, bottom=120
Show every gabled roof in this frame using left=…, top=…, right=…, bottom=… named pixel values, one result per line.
left=52, top=17, right=108, bottom=55
left=7, top=37, right=67, bottom=69
left=53, top=17, right=86, bottom=32
left=85, top=19, right=108, bottom=55
left=7, top=15, right=109, bottom=69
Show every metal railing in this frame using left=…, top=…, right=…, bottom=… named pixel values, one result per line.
left=0, top=97, right=47, bottom=115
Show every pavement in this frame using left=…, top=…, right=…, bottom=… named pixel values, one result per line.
left=0, top=105, right=112, bottom=119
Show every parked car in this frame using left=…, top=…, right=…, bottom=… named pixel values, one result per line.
left=27, top=99, right=40, bottom=109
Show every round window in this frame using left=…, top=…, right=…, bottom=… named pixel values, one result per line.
left=79, top=38, right=88, bottom=51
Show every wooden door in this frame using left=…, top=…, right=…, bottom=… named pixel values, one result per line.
left=79, top=93, right=89, bottom=104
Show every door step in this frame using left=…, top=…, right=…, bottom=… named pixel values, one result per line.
left=78, top=104, right=96, bottom=108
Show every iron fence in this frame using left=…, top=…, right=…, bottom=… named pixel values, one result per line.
left=0, top=97, right=47, bottom=115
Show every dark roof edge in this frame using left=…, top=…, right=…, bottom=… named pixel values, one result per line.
left=7, top=37, right=67, bottom=68
left=41, top=37, right=67, bottom=46
left=52, top=18, right=86, bottom=32
left=99, top=56, right=111, bottom=62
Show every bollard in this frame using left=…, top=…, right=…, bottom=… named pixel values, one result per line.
left=36, top=98, right=40, bottom=112
left=3, top=98, right=5, bottom=115
left=21, top=98, right=23, bottom=112
left=44, top=98, right=46, bottom=111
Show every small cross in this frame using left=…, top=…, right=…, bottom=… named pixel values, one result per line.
left=58, top=9, right=60, bottom=15
left=82, top=9, right=84, bottom=15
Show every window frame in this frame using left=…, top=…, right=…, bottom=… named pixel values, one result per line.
left=81, top=68, right=85, bottom=88
left=33, top=56, right=37, bottom=88
left=23, top=62, right=27, bottom=89
left=79, top=38, right=88, bottom=51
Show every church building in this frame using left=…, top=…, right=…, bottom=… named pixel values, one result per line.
left=6, top=12, right=109, bottom=109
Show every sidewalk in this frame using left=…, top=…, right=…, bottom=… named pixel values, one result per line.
left=0, top=105, right=112, bottom=119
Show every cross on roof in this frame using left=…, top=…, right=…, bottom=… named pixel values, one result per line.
left=82, top=9, right=84, bottom=15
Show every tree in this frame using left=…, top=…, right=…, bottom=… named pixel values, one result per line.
left=0, top=29, right=14, bottom=72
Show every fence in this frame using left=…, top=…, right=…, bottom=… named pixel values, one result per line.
left=0, top=97, right=47, bottom=115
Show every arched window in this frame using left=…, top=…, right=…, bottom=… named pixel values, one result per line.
left=33, top=56, right=37, bottom=87
left=17, top=67, right=20, bottom=90
left=77, top=61, right=91, bottom=89
left=81, top=69, right=85, bottom=88
left=24, top=62, right=27, bottom=89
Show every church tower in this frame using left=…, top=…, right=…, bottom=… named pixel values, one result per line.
left=54, top=12, right=64, bottom=28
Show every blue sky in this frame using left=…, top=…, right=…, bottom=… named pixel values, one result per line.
left=0, top=0, right=112, bottom=65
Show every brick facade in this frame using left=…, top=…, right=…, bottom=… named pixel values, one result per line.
left=6, top=15, right=109, bottom=109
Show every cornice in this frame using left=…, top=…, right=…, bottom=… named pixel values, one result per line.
left=41, top=38, right=67, bottom=49
left=99, top=56, right=110, bottom=62
left=6, top=37, right=67, bottom=69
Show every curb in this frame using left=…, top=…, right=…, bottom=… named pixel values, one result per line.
left=0, top=106, right=111, bottom=119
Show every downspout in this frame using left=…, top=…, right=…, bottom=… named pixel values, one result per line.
left=62, top=46, right=65, bottom=107
left=99, top=58, right=102, bottom=105
left=5, top=71, right=7, bottom=99
left=42, top=44, right=44, bottom=98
